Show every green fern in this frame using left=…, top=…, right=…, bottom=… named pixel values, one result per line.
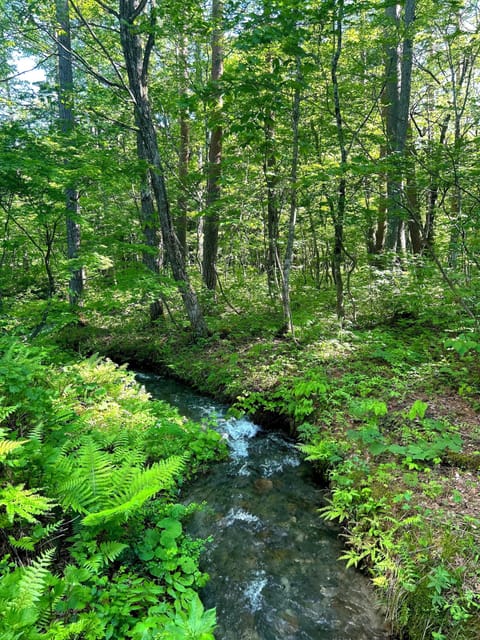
left=44, top=616, right=104, bottom=639
left=28, top=422, right=45, bottom=442
left=0, top=400, right=18, bottom=424
left=8, top=521, right=62, bottom=551
left=397, top=543, right=420, bottom=592
left=82, top=456, right=185, bottom=526
left=0, top=483, right=55, bottom=524
left=79, top=540, right=129, bottom=572
left=56, top=435, right=184, bottom=526
left=99, top=541, right=128, bottom=563
left=11, top=548, right=55, bottom=610
left=56, top=439, right=117, bottom=513
left=0, top=438, right=27, bottom=459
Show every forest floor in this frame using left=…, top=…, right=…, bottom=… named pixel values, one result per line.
left=59, top=305, right=480, bottom=640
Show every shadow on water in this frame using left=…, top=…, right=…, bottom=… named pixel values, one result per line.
left=136, top=372, right=391, bottom=640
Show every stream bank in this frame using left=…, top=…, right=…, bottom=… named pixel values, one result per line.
left=137, top=371, right=390, bottom=640
left=59, top=321, right=480, bottom=640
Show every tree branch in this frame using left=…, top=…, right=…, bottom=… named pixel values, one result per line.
left=69, top=0, right=131, bottom=95
left=0, top=54, right=54, bottom=84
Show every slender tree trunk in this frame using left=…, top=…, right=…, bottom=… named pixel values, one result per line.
left=281, top=56, right=301, bottom=337
left=135, top=131, right=162, bottom=274
left=425, top=118, right=448, bottom=251
left=44, top=229, right=56, bottom=298
left=373, top=90, right=389, bottom=257
left=56, top=0, right=84, bottom=305
left=263, top=107, right=280, bottom=295
left=406, top=170, right=421, bottom=254
left=177, top=35, right=190, bottom=258
left=383, top=3, right=401, bottom=252
left=119, top=0, right=208, bottom=339
left=202, top=0, right=223, bottom=291
left=331, top=0, right=346, bottom=324
left=384, top=0, right=415, bottom=253
left=447, top=42, right=474, bottom=268
left=405, top=124, right=422, bottom=254
left=375, top=190, right=387, bottom=253
left=135, top=131, right=164, bottom=322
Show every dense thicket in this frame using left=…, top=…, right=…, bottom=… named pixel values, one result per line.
left=0, top=0, right=478, bottom=336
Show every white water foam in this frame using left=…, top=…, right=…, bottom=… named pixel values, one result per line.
left=217, top=416, right=260, bottom=458
left=220, top=508, right=262, bottom=529
left=221, top=509, right=261, bottom=528
left=244, top=571, right=268, bottom=612
left=260, top=454, right=301, bottom=476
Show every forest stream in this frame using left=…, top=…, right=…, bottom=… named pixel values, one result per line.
left=137, top=372, right=390, bottom=640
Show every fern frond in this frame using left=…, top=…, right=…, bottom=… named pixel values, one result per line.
left=39, top=520, right=63, bottom=539
left=28, top=422, right=45, bottom=442
left=8, top=535, right=35, bottom=551
left=11, top=548, right=55, bottom=610
left=94, top=428, right=130, bottom=450
left=0, top=400, right=18, bottom=424
left=57, top=475, right=94, bottom=514
left=56, top=439, right=115, bottom=513
left=120, top=456, right=185, bottom=500
left=82, top=554, right=103, bottom=574
left=44, top=616, right=103, bottom=640
left=9, top=520, right=63, bottom=551
left=82, top=456, right=185, bottom=527
left=77, top=439, right=116, bottom=497
left=81, top=487, right=156, bottom=526
left=0, top=438, right=27, bottom=459
left=0, top=484, right=55, bottom=524
left=108, top=456, right=185, bottom=508
left=106, top=446, right=147, bottom=471
left=98, top=541, right=128, bottom=563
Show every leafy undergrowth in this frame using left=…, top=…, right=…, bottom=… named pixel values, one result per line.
left=231, top=335, right=479, bottom=640
left=54, top=298, right=480, bottom=640
left=229, top=333, right=480, bottom=640
left=0, top=336, right=227, bottom=639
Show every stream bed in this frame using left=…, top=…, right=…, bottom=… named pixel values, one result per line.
left=137, top=372, right=390, bottom=640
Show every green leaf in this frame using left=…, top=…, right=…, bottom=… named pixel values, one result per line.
left=408, top=400, right=428, bottom=420
left=158, top=517, right=182, bottom=539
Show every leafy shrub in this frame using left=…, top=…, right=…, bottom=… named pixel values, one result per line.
left=0, top=337, right=220, bottom=639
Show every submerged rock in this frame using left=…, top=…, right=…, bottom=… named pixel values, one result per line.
left=254, top=478, right=274, bottom=492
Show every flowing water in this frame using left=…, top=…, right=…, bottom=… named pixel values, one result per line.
left=137, top=372, right=390, bottom=640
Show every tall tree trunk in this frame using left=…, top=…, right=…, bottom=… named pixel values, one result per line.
left=135, top=130, right=163, bottom=322
left=263, top=108, right=280, bottom=295
left=447, top=41, right=475, bottom=268
left=425, top=118, right=449, bottom=251
left=119, top=0, right=208, bottom=339
left=202, top=0, right=223, bottom=291
left=372, top=87, right=390, bottom=258
left=56, top=0, right=84, bottom=305
left=384, top=0, right=415, bottom=253
left=405, top=123, right=422, bottom=254
left=383, top=3, right=401, bottom=252
left=331, top=0, right=346, bottom=324
left=136, top=131, right=162, bottom=274
left=177, top=35, right=189, bottom=258
left=281, top=56, right=301, bottom=337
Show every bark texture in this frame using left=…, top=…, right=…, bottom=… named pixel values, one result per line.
left=281, top=56, right=301, bottom=337
left=56, top=0, right=84, bottom=305
left=384, top=0, right=415, bottom=253
left=119, top=0, right=208, bottom=338
left=202, top=0, right=223, bottom=291
left=177, top=35, right=190, bottom=257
